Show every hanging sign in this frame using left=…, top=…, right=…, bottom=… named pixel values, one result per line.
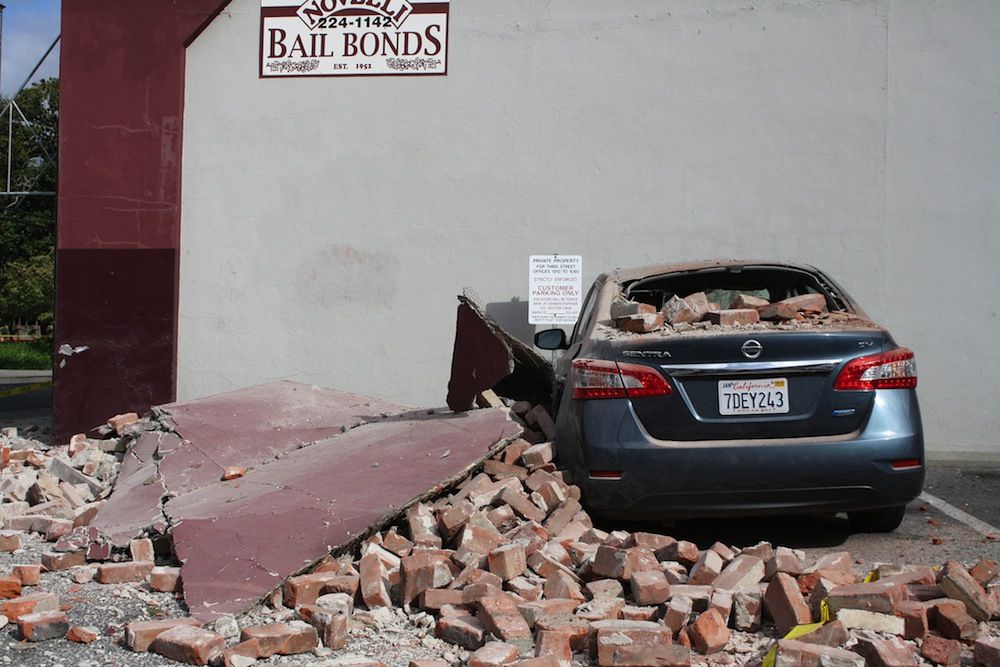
left=260, top=0, right=449, bottom=77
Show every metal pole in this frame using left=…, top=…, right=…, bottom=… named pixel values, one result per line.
left=13, top=35, right=58, bottom=99
left=6, top=103, right=11, bottom=192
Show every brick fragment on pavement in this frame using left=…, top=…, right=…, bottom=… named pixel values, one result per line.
left=969, top=559, right=999, bottom=587
left=0, top=530, right=22, bottom=552
left=1, top=591, right=59, bottom=621
left=764, top=572, right=811, bottom=635
left=149, top=624, right=226, bottom=665
left=126, top=618, right=203, bottom=652
left=66, top=625, right=99, bottom=643
left=96, top=561, right=154, bottom=584
left=0, top=575, right=22, bottom=599
left=240, top=621, right=319, bottom=657
left=12, top=563, right=42, bottom=585
left=18, top=610, right=69, bottom=642
left=40, top=549, right=85, bottom=571
left=221, top=639, right=260, bottom=667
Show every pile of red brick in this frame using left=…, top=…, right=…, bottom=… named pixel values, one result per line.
left=263, top=433, right=999, bottom=667
left=611, top=292, right=854, bottom=333
left=0, top=416, right=129, bottom=558
left=3, top=410, right=1000, bottom=667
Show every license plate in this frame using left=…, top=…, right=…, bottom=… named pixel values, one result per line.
left=718, top=378, right=789, bottom=415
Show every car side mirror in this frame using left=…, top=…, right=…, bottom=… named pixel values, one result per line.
left=534, top=328, right=568, bottom=350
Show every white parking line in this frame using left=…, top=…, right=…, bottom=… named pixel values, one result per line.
left=918, top=491, right=1000, bottom=537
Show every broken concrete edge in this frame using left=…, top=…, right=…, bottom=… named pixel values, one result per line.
left=287, top=419, right=525, bottom=587
left=448, top=293, right=555, bottom=415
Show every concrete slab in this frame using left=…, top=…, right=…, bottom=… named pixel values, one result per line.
left=90, top=380, right=521, bottom=621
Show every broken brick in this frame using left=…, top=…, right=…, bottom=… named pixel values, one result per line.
left=13, top=564, right=41, bottom=586
left=359, top=552, right=393, bottom=608
left=765, top=573, right=812, bottom=635
left=775, top=639, right=863, bottom=667
left=711, top=554, right=765, bottom=592
left=1, top=592, right=59, bottom=621
left=629, top=569, right=670, bottom=605
left=688, top=550, right=723, bottom=586
left=520, top=442, right=554, bottom=468
left=40, top=549, right=85, bottom=571
left=18, top=610, right=69, bottom=642
left=468, top=641, right=519, bottom=667
left=66, top=625, right=99, bottom=643
left=150, top=566, right=182, bottom=593
left=921, top=636, right=961, bottom=666
left=401, top=551, right=454, bottom=605
left=894, top=600, right=928, bottom=639
left=934, top=599, right=978, bottom=640
left=130, top=537, right=155, bottom=562
left=974, top=637, right=1000, bottom=667
left=240, top=621, right=318, bottom=657
left=615, top=312, right=664, bottom=333
left=96, top=561, right=154, bottom=584
left=477, top=595, right=533, bottom=653
left=595, top=620, right=677, bottom=667
left=126, top=618, right=204, bottom=652
left=707, top=309, right=760, bottom=326
left=436, top=613, right=486, bottom=650
left=150, top=624, right=226, bottom=665
left=827, top=581, right=904, bottom=615
left=0, top=530, right=22, bottom=552
left=939, top=559, right=993, bottom=622
left=852, top=636, right=918, bottom=667
left=689, top=608, right=730, bottom=654
left=488, top=543, right=527, bottom=581
left=0, top=574, right=22, bottom=599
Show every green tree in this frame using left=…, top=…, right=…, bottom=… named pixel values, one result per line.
left=0, top=77, right=58, bottom=328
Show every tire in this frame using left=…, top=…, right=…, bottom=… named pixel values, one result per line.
left=848, top=506, right=906, bottom=533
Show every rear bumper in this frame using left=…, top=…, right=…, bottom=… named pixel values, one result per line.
left=557, top=389, right=924, bottom=520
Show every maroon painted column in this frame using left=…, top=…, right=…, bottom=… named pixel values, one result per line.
left=55, top=1, right=231, bottom=442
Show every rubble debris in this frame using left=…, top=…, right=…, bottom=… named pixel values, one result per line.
left=3, top=386, right=1000, bottom=666
left=608, top=281, right=870, bottom=335
left=446, top=294, right=555, bottom=413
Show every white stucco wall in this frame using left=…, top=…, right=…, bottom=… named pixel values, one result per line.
left=179, top=0, right=1000, bottom=460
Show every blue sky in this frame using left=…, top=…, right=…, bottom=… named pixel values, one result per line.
left=1, top=0, right=60, bottom=97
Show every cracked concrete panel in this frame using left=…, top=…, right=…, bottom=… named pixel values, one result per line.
left=446, top=295, right=555, bottom=413
left=156, top=381, right=408, bottom=496
left=168, top=407, right=521, bottom=621
left=90, top=381, right=409, bottom=546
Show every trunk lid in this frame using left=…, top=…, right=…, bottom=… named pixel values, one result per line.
left=611, top=329, right=886, bottom=440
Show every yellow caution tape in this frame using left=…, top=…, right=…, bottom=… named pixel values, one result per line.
left=0, top=381, right=51, bottom=399
left=863, top=569, right=879, bottom=583
left=820, top=598, right=831, bottom=623
left=762, top=615, right=830, bottom=667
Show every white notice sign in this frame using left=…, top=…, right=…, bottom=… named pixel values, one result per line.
left=529, top=255, right=583, bottom=325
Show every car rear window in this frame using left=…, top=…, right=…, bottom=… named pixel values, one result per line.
left=623, top=265, right=839, bottom=311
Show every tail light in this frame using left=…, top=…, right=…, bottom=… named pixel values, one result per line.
left=571, top=358, right=672, bottom=399
left=834, top=348, right=917, bottom=391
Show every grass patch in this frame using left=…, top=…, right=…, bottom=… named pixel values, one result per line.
left=0, top=339, right=52, bottom=370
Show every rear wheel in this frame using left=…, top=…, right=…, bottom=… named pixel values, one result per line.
left=848, top=506, right=906, bottom=533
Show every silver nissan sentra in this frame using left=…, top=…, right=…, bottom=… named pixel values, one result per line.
left=535, top=260, right=923, bottom=533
